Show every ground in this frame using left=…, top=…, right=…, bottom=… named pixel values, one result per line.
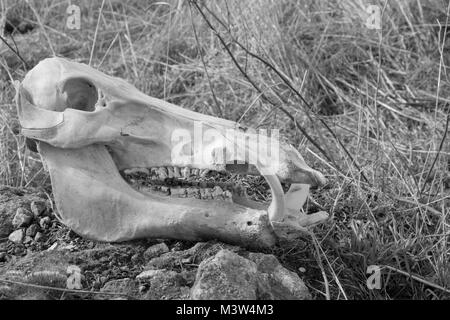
left=0, top=0, right=449, bottom=299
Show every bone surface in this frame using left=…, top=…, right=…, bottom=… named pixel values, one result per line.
left=15, top=57, right=329, bottom=248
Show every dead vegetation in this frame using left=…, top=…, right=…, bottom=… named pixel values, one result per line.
left=0, top=0, right=449, bottom=299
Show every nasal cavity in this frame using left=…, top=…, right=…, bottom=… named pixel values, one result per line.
left=62, top=78, right=98, bottom=112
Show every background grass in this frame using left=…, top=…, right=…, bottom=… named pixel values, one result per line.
left=0, top=0, right=449, bottom=299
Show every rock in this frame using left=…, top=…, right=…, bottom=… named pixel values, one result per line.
left=30, top=200, right=47, bottom=218
left=34, top=232, right=44, bottom=242
left=0, top=187, right=44, bottom=238
left=191, top=249, right=260, bottom=300
left=136, top=269, right=190, bottom=300
left=248, top=252, right=311, bottom=300
left=26, top=224, right=39, bottom=237
left=8, top=229, right=25, bottom=244
left=143, top=242, right=169, bottom=261
left=39, top=216, right=51, bottom=229
left=190, top=249, right=311, bottom=300
left=12, top=208, right=33, bottom=229
left=24, top=236, right=33, bottom=244
left=100, top=278, right=138, bottom=299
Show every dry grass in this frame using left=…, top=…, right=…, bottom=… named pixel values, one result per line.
left=0, top=0, right=449, bottom=299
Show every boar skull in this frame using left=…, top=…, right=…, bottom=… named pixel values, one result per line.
left=14, top=57, right=328, bottom=248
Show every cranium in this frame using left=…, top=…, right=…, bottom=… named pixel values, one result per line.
left=14, top=57, right=328, bottom=248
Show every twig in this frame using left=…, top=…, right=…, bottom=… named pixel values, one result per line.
left=0, top=278, right=132, bottom=298
left=191, top=1, right=370, bottom=184
left=188, top=0, right=223, bottom=117
left=382, top=265, right=450, bottom=294
left=420, top=109, right=450, bottom=194
left=0, top=34, right=29, bottom=69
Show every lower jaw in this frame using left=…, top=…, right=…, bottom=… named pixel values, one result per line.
left=39, top=142, right=278, bottom=248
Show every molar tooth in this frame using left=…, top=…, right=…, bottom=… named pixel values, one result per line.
left=157, top=167, right=168, bottom=179
left=182, top=167, right=190, bottom=179
left=223, top=190, right=233, bottom=200
left=170, top=187, right=187, bottom=198
left=186, top=187, right=200, bottom=198
left=167, top=167, right=174, bottom=178
left=200, top=169, right=209, bottom=178
left=173, top=167, right=181, bottom=178
left=191, top=168, right=200, bottom=176
left=212, top=186, right=224, bottom=199
left=200, top=188, right=213, bottom=200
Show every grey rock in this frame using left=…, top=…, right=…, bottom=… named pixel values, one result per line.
left=8, top=229, right=25, bottom=244
left=24, top=236, right=33, bottom=244
left=100, top=278, right=138, bottom=299
left=39, top=216, right=51, bottom=229
left=191, top=249, right=260, bottom=300
left=26, top=224, right=39, bottom=237
left=12, top=208, right=33, bottom=229
left=248, top=252, right=311, bottom=300
left=143, top=242, right=169, bottom=261
left=30, top=200, right=47, bottom=218
left=34, top=232, right=44, bottom=242
left=191, top=249, right=311, bottom=300
left=136, top=269, right=190, bottom=300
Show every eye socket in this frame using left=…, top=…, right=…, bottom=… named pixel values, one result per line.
left=62, top=78, right=98, bottom=112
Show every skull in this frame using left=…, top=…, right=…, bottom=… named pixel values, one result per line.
left=14, top=57, right=328, bottom=248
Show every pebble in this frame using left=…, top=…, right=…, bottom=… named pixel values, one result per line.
left=30, top=200, right=47, bottom=218
left=24, top=236, right=33, bottom=244
left=12, top=208, right=33, bottom=229
left=34, top=232, right=45, bottom=242
left=8, top=229, right=25, bottom=244
left=26, top=224, right=39, bottom=237
left=39, top=216, right=51, bottom=229
left=143, top=242, right=169, bottom=260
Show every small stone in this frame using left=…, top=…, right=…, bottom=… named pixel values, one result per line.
left=26, top=224, right=39, bottom=237
left=34, top=232, right=45, bottom=242
left=30, top=200, right=47, bottom=218
left=39, top=216, right=51, bottom=229
left=24, top=236, right=33, bottom=244
left=144, top=242, right=169, bottom=261
left=12, top=208, right=33, bottom=229
left=8, top=229, right=25, bottom=244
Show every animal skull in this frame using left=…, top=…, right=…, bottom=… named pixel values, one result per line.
left=14, top=57, right=328, bottom=248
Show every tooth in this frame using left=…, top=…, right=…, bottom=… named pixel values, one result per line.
left=285, top=184, right=310, bottom=214
left=192, top=168, right=199, bottom=176
left=182, top=167, right=190, bottom=179
left=212, top=186, right=224, bottom=199
left=170, top=187, right=187, bottom=198
left=150, top=167, right=158, bottom=175
left=160, top=186, right=170, bottom=195
left=173, top=167, right=181, bottom=178
left=200, top=169, right=209, bottom=178
left=167, top=167, right=174, bottom=178
left=186, top=187, right=200, bottom=198
left=157, top=167, right=168, bottom=179
left=223, top=190, right=233, bottom=201
left=200, top=188, right=213, bottom=199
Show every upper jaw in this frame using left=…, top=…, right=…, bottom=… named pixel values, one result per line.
left=15, top=57, right=329, bottom=246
